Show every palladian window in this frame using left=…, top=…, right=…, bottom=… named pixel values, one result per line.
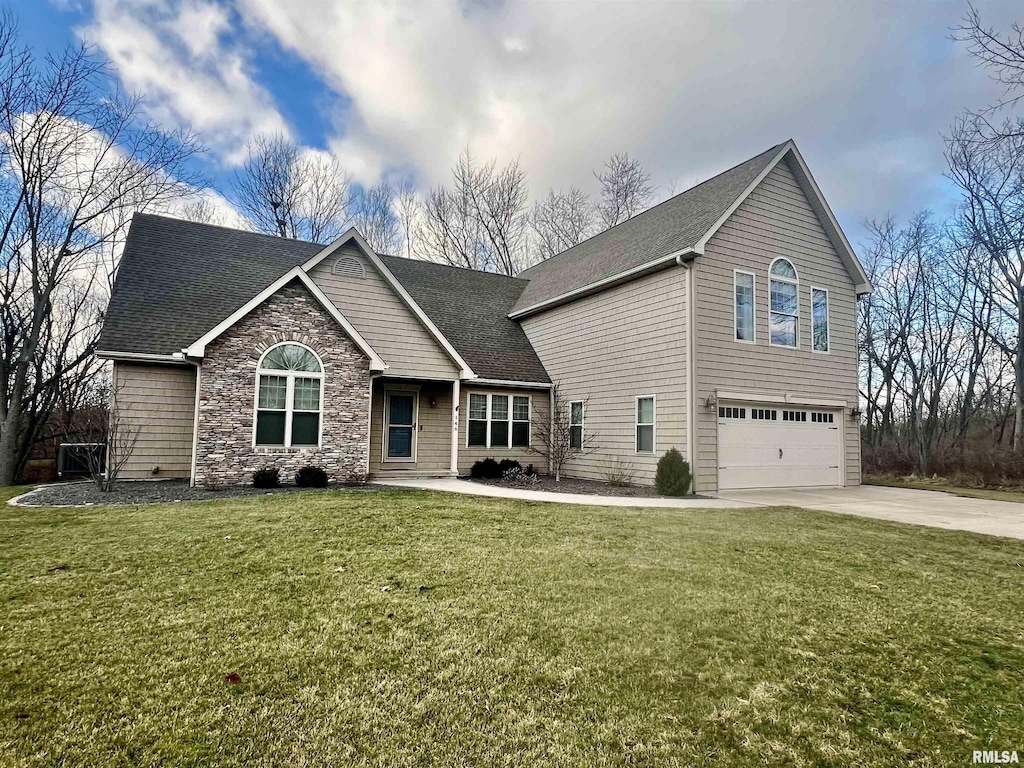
left=255, top=343, right=323, bottom=447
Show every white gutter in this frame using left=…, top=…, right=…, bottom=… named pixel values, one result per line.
left=95, top=350, right=190, bottom=365
left=469, top=378, right=553, bottom=389
left=509, top=250, right=697, bottom=320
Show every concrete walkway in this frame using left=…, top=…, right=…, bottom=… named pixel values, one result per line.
left=720, top=485, right=1024, bottom=540
left=372, top=478, right=758, bottom=509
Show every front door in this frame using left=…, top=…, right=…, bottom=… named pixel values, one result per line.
left=385, top=391, right=417, bottom=462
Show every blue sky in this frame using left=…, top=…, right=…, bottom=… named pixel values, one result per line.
left=13, top=0, right=1023, bottom=248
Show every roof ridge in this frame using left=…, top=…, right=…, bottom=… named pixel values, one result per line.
left=133, top=212, right=324, bottom=248
left=379, top=252, right=531, bottom=284
left=518, top=140, right=786, bottom=278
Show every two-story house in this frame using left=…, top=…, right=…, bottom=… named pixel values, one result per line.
left=97, top=140, right=871, bottom=493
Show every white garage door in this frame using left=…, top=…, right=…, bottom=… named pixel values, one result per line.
left=717, top=404, right=842, bottom=490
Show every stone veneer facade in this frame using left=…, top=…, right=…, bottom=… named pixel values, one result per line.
left=193, top=281, right=372, bottom=487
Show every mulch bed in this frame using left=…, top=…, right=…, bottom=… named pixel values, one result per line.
left=13, top=479, right=382, bottom=507
left=471, top=475, right=664, bottom=498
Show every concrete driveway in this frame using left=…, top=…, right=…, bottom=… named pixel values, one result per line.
left=718, top=485, right=1024, bottom=540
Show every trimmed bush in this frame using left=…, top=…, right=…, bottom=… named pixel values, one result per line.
left=252, top=467, right=280, bottom=489
left=295, top=465, right=328, bottom=488
left=655, top=448, right=691, bottom=496
left=497, top=458, right=522, bottom=476
left=470, top=458, right=501, bottom=479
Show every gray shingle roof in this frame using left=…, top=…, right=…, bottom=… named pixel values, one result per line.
left=379, top=255, right=549, bottom=383
left=98, top=214, right=320, bottom=357
left=99, top=214, right=549, bottom=383
left=512, top=142, right=785, bottom=314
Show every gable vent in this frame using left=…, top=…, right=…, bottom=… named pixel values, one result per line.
left=333, top=255, right=365, bottom=279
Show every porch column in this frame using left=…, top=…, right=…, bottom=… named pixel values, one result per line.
left=450, top=379, right=460, bottom=474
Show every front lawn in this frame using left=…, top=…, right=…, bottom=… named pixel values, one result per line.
left=2, top=487, right=1023, bottom=766
left=865, top=474, right=1024, bottom=504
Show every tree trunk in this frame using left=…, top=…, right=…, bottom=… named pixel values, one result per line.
left=1016, top=299, right=1024, bottom=451
left=0, top=409, right=22, bottom=486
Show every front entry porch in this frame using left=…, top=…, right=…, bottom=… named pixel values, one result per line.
left=368, top=377, right=458, bottom=480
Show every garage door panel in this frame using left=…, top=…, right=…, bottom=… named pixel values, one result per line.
left=718, top=406, right=841, bottom=490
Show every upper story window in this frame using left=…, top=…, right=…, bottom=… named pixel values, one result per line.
left=812, top=287, right=829, bottom=352
left=333, top=255, right=365, bottom=279
left=734, top=270, right=755, bottom=343
left=769, top=258, right=798, bottom=348
left=255, top=342, right=323, bottom=447
left=468, top=392, right=531, bottom=448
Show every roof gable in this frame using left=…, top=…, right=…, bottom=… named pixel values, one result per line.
left=184, top=267, right=387, bottom=371
left=510, top=140, right=871, bottom=318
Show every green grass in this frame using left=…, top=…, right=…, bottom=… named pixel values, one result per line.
left=865, top=474, right=1024, bottom=504
left=2, top=486, right=1024, bottom=766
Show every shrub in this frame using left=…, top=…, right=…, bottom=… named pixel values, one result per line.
left=470, top=458, right=501, bottom=479
left=295, top=465, right=329, bottom=487
left=525, top=464, right=535, bottom=476
left=497, top=458, right=522, bottom=475
left=503, top=466, right=539, bottom=486
left=602, top=456, right=636, bottom=487
left=252, top=467, right=280, bottom=488
left=655, top=448, right=691, bottom=496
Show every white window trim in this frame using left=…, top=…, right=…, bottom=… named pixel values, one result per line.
left=512, top=394, right=532, bottom=448
left=569, top=400, right=585, bottom=449
left=635, top=394, right=657, bottom=455
left=810, top=286, right=831, bottom=354
left=252, top=342, right=324, bottom=449
left=733, top=269, right=757, bottom=344
left=768, top=257, right=799, bottom=349
left=383, top=388, right=419, bottom=463
left=466, top=392, right=532, bottom=449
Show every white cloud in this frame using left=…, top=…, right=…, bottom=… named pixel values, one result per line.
left=230, top=0, right=1016, bottom=239
left=79, top=0, right=289, bottom=165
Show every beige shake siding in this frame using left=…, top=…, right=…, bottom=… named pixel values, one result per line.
left=458, top=387, right=550, bottom=474
left=693, top=158, right=861, bottom=493
left=369, top=380, right=454, bottom=474
left=307, top=245, right=459, bottom=380
left=113, top=361, right=197, bottom=479
left=520, top=269, right=688, bottom=485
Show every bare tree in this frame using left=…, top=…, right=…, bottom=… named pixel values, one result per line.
left=952, top=4, right=1024, bottom=142
left=179, top=196, right=230, bottom=227
left=529, top=186, right=595, bottom=260
left=394, top=179, right=420, bottom=259
left=594, top=152, right=654, bottom=229
left=946, top=118, right=1024, bottom=448
left=530, top=387, right=596, bottom=481
left=77, top=380, right=139, bottom=491
left=0, top=14, right=201, bottom=486
left=420, top=150, right=530, bottom=275
left=350, top=181, right=399, bottom=253
left=232, top=134, right=350, bottom=243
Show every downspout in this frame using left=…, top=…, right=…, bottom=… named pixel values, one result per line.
left=677, top=255, right=698, bottom=493
left=548, top=386, right=555, bottom=475
left=189, top=360, right=202, bottom=488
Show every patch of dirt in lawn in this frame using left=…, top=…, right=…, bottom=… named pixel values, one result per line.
left=471, top=475, right=666, bottom=497
left=13, top=479, right=384, bottom=507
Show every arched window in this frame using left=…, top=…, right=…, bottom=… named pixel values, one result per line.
left=333, top=255, right=365, bottom=279
left=254, top=342, right=323, bottom=447
left=769, top=258, right=798, bottom=348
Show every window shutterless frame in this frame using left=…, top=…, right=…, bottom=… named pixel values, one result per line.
left=768, top=258, right=799, bottom=349
left=810, top=286, right=830, bottom=354
left=569, top=400, right=585, bottom=450
left=466, top=392, right=531, bottom=448
left=733, top=269, right=756, bottom=344
left=635, top=394, right=656, bottom=454
left=252, top=342, right=324, bottom=449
